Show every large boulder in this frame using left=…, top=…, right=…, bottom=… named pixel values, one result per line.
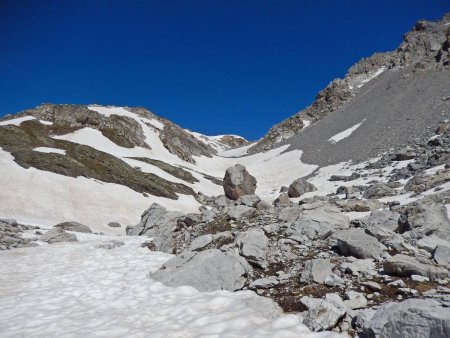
left=383, top=254, right=448, bottom=281
left=395, top=198, right=450, bottom=236
left=222, top=164, right=257, bottom=200
left=361, top=298, right=450, bottom=338
left=126, top=203, right=184, bottom=253
left=287, top=178, right=317, bottom=198
left=40, top=227, right=78, bottom=244
left=335, top=229, right=386, bottom=259
left=236, top=229, right=269, bottom=268
left=54, top=221, right=92, bottom=233
left=150, top=249, right=251, bottom=292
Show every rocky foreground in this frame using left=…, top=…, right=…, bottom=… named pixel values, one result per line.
left=123, top=121, right=450, bottom=337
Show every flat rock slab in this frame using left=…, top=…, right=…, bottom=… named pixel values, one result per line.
left=336, top=229, right=386, bottom=259
left=151, top=249, right=251, bottom=292
left=54, top=221, right=92, bottom=233
left=383, top=254, right=448, bottom=281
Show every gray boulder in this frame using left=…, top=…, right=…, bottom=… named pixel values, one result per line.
left=383, top=254, right=448, bottom=281
left=277, top=206, right=302, bottom=222
left=362, top=298, right=450, bottom=338
left=54, top=221, right=92, bottom=233
left=363, top=209, right=400, bottom=232
left=434, top=245, right=450, bottom=268
left=287, top=178, right=317, bottom=198
left=249, top=276, right=279, bottom=289
left=236, top=229, right=269, bottom=268
left=108, top=222, right=121, bottom=228
left=126, top=203, right=183, bottom=253
left=336, top=229, right=386, bottom=259
left=363, top=183, right=396, bottom=199
left=396, top=198, right=450, bottom=236
left=273, top=193, right=290, bottom=206
left=301, top=294, right=346, bottom=332
left=237, top=194, right=261, bottom=207
left=344, top=291, right=367, bottom=310
left=300, top=259, right=334, bottom=284
left=223, top=164, right=257, bottom=200
left=227, top=205, right=256, bottom=220
left=40, top=227, right=78, bottom=244
left=150, top=249, right=251, bottom=292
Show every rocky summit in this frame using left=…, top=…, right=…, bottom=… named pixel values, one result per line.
left=1, top=13, right=450, bottom=338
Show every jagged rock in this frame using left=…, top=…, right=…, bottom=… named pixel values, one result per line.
left=150, top=249, right=251, bottom=292
left=404, top=169, right=450, bottom=194
left=336, top=229, right=386, bottom=259
left=249, top=276, right=279, bottom=289
left=40, top=227, right=78, bottom=244
left=126, top=203, right=183, bottom=253
left=363, top=183, right=396, bottom=199
left=383, top=254, right=448, bottom=281
left=0, top=219, right=37, bottom=250
left=434, top=245, right=450, bottom=268
left=108, top=222, right=121, bottom=228
left=361, top=298, right=450, bottom=338
left=396, top=198, right=450, bottom=236
left=222, top=164, right=257, bottom=200
left=237, top=194, right=261, bottom=207
left=236, top=229, right=269, bottom=269
left=287, top=178, right=317, bottom=198
left=344, top=291, right=367, bottom=310
left=301, top=294, right=347, bottom=332
left=300, top=258, right=334, bottom=284
left=227, top=205, right=256, bottom=220
left=189, top=234, right=213, bottom=251
left=54, top=221, right=92, bottom=233
left=273, top=193, right=290, bottom=206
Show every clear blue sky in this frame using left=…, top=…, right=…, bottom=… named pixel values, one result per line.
left=0, top=1, right=448, bottom=140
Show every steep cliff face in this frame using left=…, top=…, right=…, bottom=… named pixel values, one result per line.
left=249, top=14, right=450, bottom=154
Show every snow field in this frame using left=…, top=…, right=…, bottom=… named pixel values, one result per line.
left=0, top=235, right=342, bottom=338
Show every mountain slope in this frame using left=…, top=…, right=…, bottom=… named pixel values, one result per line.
left=250, top=13, right=450, bottom=154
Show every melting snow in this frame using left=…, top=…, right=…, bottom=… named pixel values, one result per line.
left=33, top=147, right=66, bottom=155
left=0, top=116, right=35, bottom=126
left=0, top=236, right=341, bottom=338
left=328, top=120, right=365, bottom=144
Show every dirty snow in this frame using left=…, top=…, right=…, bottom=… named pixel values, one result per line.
left=33, top=147, right=66, bottom=155
left=0, top=235, right=341, bottom=338
left=328, top=120, right=365, bottom=144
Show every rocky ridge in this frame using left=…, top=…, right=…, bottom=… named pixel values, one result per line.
left=249, top=13, right=450, bottom=154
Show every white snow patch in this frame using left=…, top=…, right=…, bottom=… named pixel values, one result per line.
left=0, top=238, right=341, bottom=338
left=33, top=147, right=66, bottom=155
left=0, top=116, right=35, bottom=126
left=302, top=119, right=312, bottom=128
left=39, top=120, right=54, bottom=125
left=0, top=148, right=200, bottom=233
left=89, top=105, right=164, bottom=129
left=356, top=67, right=386, bottom=88
left=328, top=120, right=365, bottom=144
